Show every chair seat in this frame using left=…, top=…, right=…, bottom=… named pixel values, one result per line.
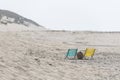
left=65, top=49, right=78, bottom=59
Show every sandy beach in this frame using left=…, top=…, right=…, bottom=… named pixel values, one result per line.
left=0, top=29, right=119, bottom=80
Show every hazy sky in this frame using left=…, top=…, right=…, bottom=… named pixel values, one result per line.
left=0, top=0, right=120, bottom=31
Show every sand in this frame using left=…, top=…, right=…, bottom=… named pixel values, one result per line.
left=0, top=27, right=120, bottom=80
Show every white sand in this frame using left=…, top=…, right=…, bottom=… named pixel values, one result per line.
left=0, top=23, right=45, bottom=31
left=0, top=26, right=119, bottom=80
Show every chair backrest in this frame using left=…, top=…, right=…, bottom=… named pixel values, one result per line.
left=84, top=48, right=95, bottom=57
left=66, top=49, right=78, bottom=57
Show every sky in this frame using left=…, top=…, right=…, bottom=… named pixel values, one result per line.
left=0, top=0, right=120, bottom=31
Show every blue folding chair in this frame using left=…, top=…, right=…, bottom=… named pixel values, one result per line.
left=65, top=49, right=78, bottom=59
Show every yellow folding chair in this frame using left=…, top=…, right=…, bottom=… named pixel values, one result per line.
left=83, top=48, right=96, bottom=59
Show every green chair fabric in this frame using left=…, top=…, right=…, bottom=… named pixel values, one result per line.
left=65, top=49, right=78, bottom=59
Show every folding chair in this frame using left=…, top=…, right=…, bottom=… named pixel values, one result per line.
left=83, top=48, right=96, bottom=60
left=65, top=49, right=78, bottom=60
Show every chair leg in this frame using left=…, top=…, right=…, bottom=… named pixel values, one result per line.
left=65, top=55, right=68, bottom=59
left=74, top=55, right=77, bottom=60
left=90, top=56, right=94, bottom=60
